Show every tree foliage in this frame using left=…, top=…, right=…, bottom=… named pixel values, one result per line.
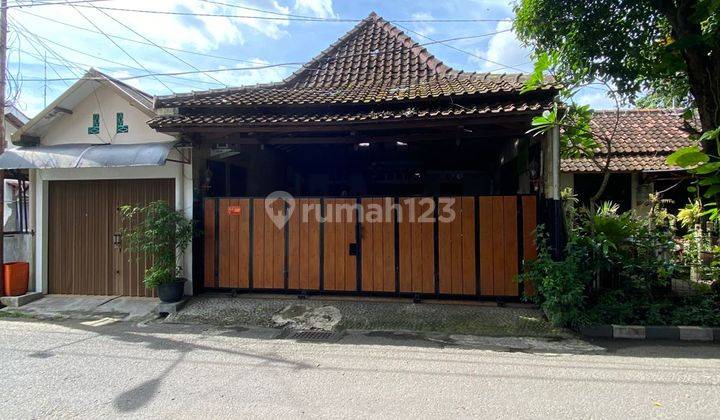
left=514, top=0, right=719, bottom=132
left=523, top=52, right=621, bottom=205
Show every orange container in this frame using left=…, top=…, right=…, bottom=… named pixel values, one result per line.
left=3, top=262, right=29, bottom=296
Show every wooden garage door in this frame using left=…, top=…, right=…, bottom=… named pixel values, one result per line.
left=48, top=179, right=175, bottom=296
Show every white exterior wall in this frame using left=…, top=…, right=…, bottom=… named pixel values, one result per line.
left=23, top=81, right=194, bottom=296
left=30, top=151, right=194, bottom=295
left=41, top=86, right=169, bottom=146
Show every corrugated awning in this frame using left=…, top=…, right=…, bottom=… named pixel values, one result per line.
left=0, top=142, right=174, bottom=169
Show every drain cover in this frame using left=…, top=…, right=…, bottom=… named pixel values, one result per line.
left=284, top=330, right=344, bottom=342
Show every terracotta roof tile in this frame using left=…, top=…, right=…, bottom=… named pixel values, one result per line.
left=561, top=154, right=680, bottom=172
left=154, top=13, right=556, bottom=110
left=149, top=99, right=552, bottom=130
left=562, top=109, right=697, bottom=173
left=590, top=109, right=695, bottom=154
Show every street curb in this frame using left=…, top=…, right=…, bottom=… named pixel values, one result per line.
left=579, top=325, right=716, bottom=342
left=156, top=297, right=189, bottom=316
left=0, top=292, right=43, bottom=308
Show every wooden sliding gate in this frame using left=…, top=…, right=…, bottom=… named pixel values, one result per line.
left=204, top=196, right=538, bottom=298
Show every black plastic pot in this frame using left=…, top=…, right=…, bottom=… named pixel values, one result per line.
left=157, top=278, right=186, bottom=303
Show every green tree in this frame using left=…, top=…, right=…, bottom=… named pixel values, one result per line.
left=514, top=0, right=719, bottom=135
left=516, top=0, right=720, bottom=217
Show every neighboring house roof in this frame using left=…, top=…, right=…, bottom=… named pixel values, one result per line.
left=150, top=12, right=556, bottom=130
left=12, top=69, right=154, bottom=144
left=561, top=109, right=697, bottom=173
left=4, top=105, right=30, bottom=129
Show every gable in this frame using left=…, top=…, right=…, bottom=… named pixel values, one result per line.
left=40, top=85, right=173, bottom=146
left=284, top=12, right=454, bottom=89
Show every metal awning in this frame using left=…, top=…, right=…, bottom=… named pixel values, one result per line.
left=0, top=142, right=174, bottom=169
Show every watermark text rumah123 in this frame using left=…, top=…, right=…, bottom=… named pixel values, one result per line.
left=263, top=191, right=455, bottom=229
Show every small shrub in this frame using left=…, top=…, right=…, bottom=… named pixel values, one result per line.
left=120, top=201, right=193, bottom=289
left=671, top=295, right=720, bottom=327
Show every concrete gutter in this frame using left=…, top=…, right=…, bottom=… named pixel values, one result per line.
left=580, top=325, right=720, bottom=342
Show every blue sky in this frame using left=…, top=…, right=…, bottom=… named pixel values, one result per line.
left=6, top=0, right=616, bottom=117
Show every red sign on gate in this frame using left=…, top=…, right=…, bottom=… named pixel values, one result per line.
left=228, top=206, right=242, bottom=215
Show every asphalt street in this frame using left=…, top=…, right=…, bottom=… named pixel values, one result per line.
left=1, top=318, right=719, bottom=418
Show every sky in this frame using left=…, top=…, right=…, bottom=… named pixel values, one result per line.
left=5, top=0, right=617, bottom=117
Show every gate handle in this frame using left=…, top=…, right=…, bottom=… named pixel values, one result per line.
left=348, top=243, right=357, bottom=256
left=112, top=233, right=122, bottom=246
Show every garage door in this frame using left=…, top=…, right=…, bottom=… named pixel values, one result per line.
left=48, top=179, right=175, bottom=296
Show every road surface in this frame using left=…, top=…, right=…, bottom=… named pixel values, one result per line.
left=1, top=318, right=719, bottom=418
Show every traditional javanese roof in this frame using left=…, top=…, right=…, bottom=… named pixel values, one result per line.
left=561, top=109, right=697, bottom=173
left=150, top=12, right=556, bottom=131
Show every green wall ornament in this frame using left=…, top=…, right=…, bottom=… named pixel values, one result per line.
left=116, top=112, right=129, bottom=134
left=87, top=113, right=100, bottom=135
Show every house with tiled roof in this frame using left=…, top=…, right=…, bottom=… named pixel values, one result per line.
left=149, top=12, right=559, bottom=300
left=0, top=69, right=192, bottom=299
left=561, top=109, right=696, bottom=211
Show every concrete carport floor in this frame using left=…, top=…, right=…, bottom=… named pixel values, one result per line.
left=1, top=295, right=159, bottom=321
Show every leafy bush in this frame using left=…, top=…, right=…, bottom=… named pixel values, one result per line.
left=520, top=227, right=591, bottom=328
left=520, top=200, right=703, bottom=328
left=671, top=294, right=720, bottom=327
left=120, top=200, right=193, bottom=288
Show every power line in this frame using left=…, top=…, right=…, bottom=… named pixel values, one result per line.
left=14, top=7, right=516, bottom=73
left=10, top=32, right=226, bottom=86
left=14, top=46, right=227, bottom=91
left=66, top=1, right=174, bottom=93
left=16, top=63, right=303, bottom=82
left=10, top=16, right=516, bottom=82
left=75, top=4, right=513, bottom=23
left=395, top=23, right=529, bottom=73
left=4, top=0, right=111, bottom=8
left=88, top=3, right=228, bottom=87
left=14, top=8, right=301, bottom=66
left=10, top=17, right=77, bottom=86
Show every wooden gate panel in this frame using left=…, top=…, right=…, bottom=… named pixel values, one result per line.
left=502, top=196, right=519, bottom=296
left=438, top=197, right=476, bottom=295
left=398, top=198, right=435, bottom=294
left=323, top=198, right=356, bottom=291
left=361, top=198, right=395, bottom=293
left=203, top=194, right=537, bottom=299
left=251, top=198, right=285, bottom=289
left=478, top=196, right=519, bottom=296
left=288, top=199, right=321, bottom=291
left=217, top=199, right=250, bottom=288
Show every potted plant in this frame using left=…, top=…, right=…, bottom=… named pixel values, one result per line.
left=120, top=200, right=193, bottom=303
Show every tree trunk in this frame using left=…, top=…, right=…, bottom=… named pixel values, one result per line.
left=667, top=0, right=720, bottom=143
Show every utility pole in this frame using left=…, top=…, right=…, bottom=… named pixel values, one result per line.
left=0, top=0, right=8, bottom=286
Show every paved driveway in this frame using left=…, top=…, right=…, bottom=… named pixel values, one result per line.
left=1, top=317, right=719, bottom=418
left=3, top=294, right=158, bottom=320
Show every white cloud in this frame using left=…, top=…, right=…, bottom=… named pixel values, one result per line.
left=472, top=21, right=532, bottom=73
left=293, top=0, right=336, bottom=18
left=13, top=0, right=292, bottom=53
left=211, top=59, right=294, bottom=87
left=574, top=88, right=626, bottom=110
left=410, top=13, right=436, bottom=37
